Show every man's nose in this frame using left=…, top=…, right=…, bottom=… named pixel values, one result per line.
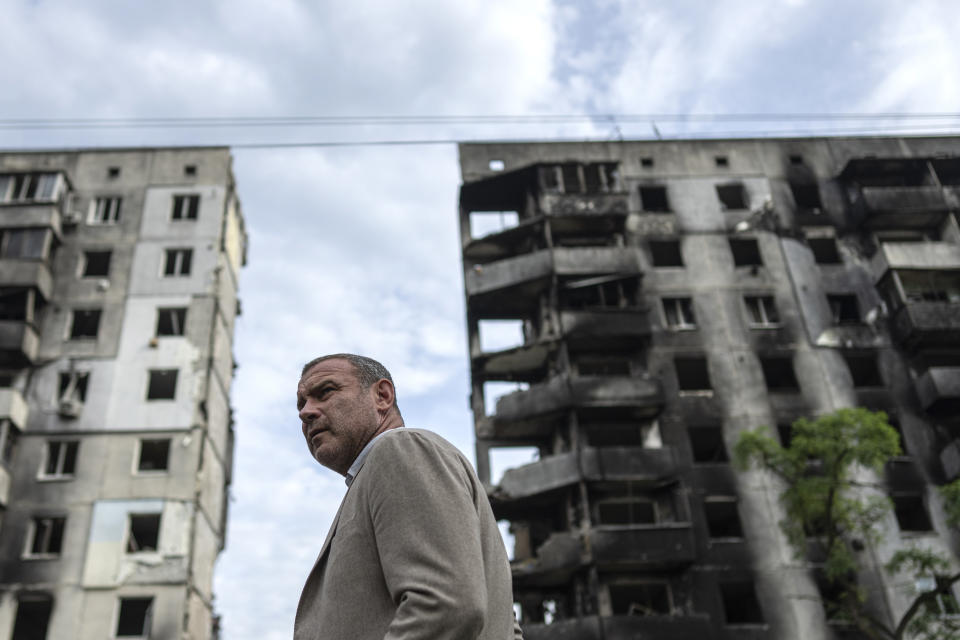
left=299, top=400, right=319, bottom=423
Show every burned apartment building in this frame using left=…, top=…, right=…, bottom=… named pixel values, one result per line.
left=0, top=148, right=246, bottom=639
left=457, top=137, right=960, bottom=639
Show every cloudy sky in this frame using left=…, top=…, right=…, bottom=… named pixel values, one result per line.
left=2, top=1, right=959, bottom=638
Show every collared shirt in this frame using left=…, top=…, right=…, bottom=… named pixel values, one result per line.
left=345, top=427, right=403, bottom=487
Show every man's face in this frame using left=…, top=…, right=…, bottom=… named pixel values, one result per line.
left=297, top=359, right=380, bottom=475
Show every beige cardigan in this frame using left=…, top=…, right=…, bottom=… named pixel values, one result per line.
left=294, top=428, right=523, bottom=639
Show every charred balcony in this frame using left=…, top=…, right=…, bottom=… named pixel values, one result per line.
left=0, top=321, right=39, bottom=367
left=889, top=302, right=960, bottom=350
left=491, top=374, right=664, bottom=432
left=915, top=367, right=960, bottom=417
left=840, top=157, right=951, bottom=229
left=521, top=613, right=714, bottom=640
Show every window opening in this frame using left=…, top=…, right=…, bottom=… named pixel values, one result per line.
left=146, top=369, right=178, bottom=400
left=171, top=194, right=199, bottom=220
left=641, top=157, right=654, bottom=168
left=559, top=275, right=638, bottom=309
left=789, top=155, right=804, bottom=165
left=791, top=183, right=823, bottom=210
left=483, top=380, right=529, bottom=416
left=138, top=439, right=171, bottom=472
left=1, top=420, right=20, bottom=465
left=809, top=237, right=841, bottom=264
left=898, top=271, right=960, bottom=304
left=561, top=163, right=582, bottom=194
left=720, top=581, right=765, bottom=624
left=844, top=354, right=883, bottom=388
left=89, top=196, right=122, bottom=224
left=730, top=238, right=763, bottom=267
left=586, top=420, right=661, bottom=448
left=183, top=164, right=197, bottom=176
left=777, top=423, right=794, bottom=447
left=649, top=240, right=683, bottom=267
left=0, top=172, right=61, bottom=203
left=892, top=494, right=933, bottom=532
left=744, top=296, right=779, bottom=327
left=163, top=248, right=193, bottom=276
left=689, top=426, right=728, bottom=463
left=608, top=582, right=671, bottom=616
left=107, top=166, right=121, bottom=178
left=1, top=228, right=49, bottom=259
left=662, top=297, right=696, bottom=329
left=760, top=357, right=799, bottom=391
left=639, top=186, right=670, bottom=212
left=156, top=307, right=187, bottom=336
left=11, top=595, right=53, bottom=640
left=828, top=294, right=860, bottom=325
left=42, top=441, right=78, bottom=478
left=716, top=183, right=747, bottom=210
left=576, top=358, right=631, bottom=376
left=715, top=156, right=729, bottom=168
left=82, top=250, right=111, bottom=277
left=676, top=357, right=711, bottom=392
left=127, top=514, right=161, bottom=552
left=116, top=597, right=153, bottom=637
left=489, top=447, right=539, bottom=485
left=468, top=210, right=519, bottom=238
left=488, top=159, right=505, bottom=171
left=705, top=498, right=744, bottom=538
left=28, top=516, right=65, bottom=555
left=69, top=309, right=101, bottom=339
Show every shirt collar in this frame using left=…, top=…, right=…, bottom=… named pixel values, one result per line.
left=345, top=427, right=401, bottom=487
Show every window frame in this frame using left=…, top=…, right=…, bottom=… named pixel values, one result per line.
left=24, top=515, right=66, bottom=558
left=136, top=438, right=171, bottom=474
left=661, top=297, right=697, bottom=330
left=744, top=295, right=780, bottom=328
left=115, top=597, right=154, bottom=638
left=155, top=307, right=188, bottom=337
left=88, top=196, right=122, bottom=225
left=39, top=440, right=79, bottom=480
left=125, top=513, right=162, bottom=553
left=162, top=248, right=193, bottom=277
left=171, top=194, right=200, bottom=221
left=146, top=369, right=178, bottom=401
left=68, top=308, right=102, bottom=340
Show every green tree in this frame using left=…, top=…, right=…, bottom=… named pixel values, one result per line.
left=734, top=407, right=960, bottom=639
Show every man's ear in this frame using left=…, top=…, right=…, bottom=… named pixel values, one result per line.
left=372, top=378, right=395, bottom=411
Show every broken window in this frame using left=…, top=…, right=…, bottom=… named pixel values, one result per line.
left=171, top=194, right=200, bottom=220
left=791, top=183, right=823, bottom=210
left=1, top=229, right=49, bottom=260
left=163, top=248, right=192, bottom=276
left=689, top=426, right=728, bottom=463
left=662, top=297, right=696, bottom=329
left=468, top=210, right=519, bottom=238
left=69, top=309, right=101, bottom=339
left=1, top=419, right=20, bottom=465
left=81, top=250, right=111, bottom=277
left=89, top=196, right=122, bottom=224
left=586, top=420, right=661, bottom=448
left=898, top=271, right=960, bottom=304
left=639, top=185, right=670, bottom=212
left=597, top=498, right=656, bottom=525
left=561, top=163, right=581, bottom=193
left=42, top=441, right=78, bottom=478
left=704, top=497, right=744, bottom=539
left=809, top=237, right=841, bottom=264
left=828, top=294, right=860, bottom=325
left=138, top=439, right=171, bottom=472
left=649, top=240, right=683, bottom=267
left=729, top=238, right=763, bottom=267
left=27, top=516, right=65, bottom=555
left=608, top=582, right=672, bottom=616
left=116, top=597, right=153, bottom=637
left=676, top=357, right=711, bottom=392
left=57, top=371, right=89, bottom=403
left=844, top=354, right=883, bottom=388
left=744, top=295, right=779, bottom=327
left=720, top=581, right=765, bottom=624
left=156, top=307, right=187, bottom=337
left=146, top=369, right=178, bottom=400
left=11, top=595, right=53, bottom=640
left=716, top=183, right=746, bottom=210
left=126, top=513, right=161, bottom=552
left=583, top=163, right=619, bottom=193
left=760, top=357, right=800, bottom=391
left=559, top=275, right=638, bottom=309
left=892, top=494, right=933, bottom=532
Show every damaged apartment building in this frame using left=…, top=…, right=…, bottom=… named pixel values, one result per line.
left=457, top=137, right=960, bottom=639
left=0, top=148, right=246, bottom=639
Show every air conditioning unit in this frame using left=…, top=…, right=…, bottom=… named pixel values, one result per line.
left=57, top=398, right=82, bottom=418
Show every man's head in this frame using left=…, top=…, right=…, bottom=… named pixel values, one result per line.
left=297, top=354, right=403, bottom=475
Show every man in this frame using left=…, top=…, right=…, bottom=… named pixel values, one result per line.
left=294, top=353, right=523, bottom=640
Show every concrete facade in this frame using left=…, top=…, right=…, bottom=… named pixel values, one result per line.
left=0, top=148, right=246, bottom=639
left=458, top=137, right=960, bottom=639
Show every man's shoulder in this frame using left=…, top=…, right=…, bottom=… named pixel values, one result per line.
left=369, top=427, right=459, bottom=459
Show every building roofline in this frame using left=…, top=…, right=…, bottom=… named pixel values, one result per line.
left=0, top=144, right=233, bottom=154
left=458, top=132, right=960, bottom=148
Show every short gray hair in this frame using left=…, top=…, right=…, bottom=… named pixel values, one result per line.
left=301, top=353, right=400, bottom=413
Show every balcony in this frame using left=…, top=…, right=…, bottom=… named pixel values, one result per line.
left=538, top=192, right=629, bottom=217
left=466, top=247, right=643, bottom=316
left=890, top=302, right=960, bottom=350
left=472, top=340, right=556, bottom=381
left=558, top=309, right=650, bottom=348
left=0, top=202, right=62, bottom=235
left=0, top=388, right=29, bottom=429
left=855, top=186, right=950, bottom=229
left=915, top=367, right=960, bottom=416
left=0, top=321, right=39, bottom=366
left=522, top=614, right=714, bottom=640
left=495, top=447, right=681, bottom=502
left=494, top=374, right=664, bottom=427
left=870, top=242, right=960, bottom=282
left=0, top=259, right=53, bottom=299
left=512, top=522, right=695, bottom=587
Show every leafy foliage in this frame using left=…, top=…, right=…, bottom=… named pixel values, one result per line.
left=734, top=408, right=960, bottom=640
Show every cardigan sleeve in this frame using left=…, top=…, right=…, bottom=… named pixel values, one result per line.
left=365, top=431, right=487, bottom=640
